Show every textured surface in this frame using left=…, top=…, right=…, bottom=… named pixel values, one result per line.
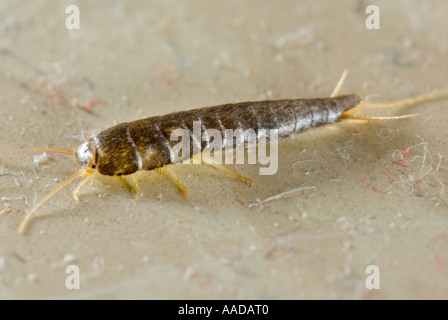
left=1, top=0, right=448, bottom=299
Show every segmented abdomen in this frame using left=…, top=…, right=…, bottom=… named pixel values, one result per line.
left=94, top=95, right=361, bottom=175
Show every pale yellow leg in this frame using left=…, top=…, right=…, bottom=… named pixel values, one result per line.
left=119, top=176, right=133, bottom=192
left=155, top=166, right=188, bottom=198
left=72, top=174, right=94, bottom=201
left=198, top=154, right=254, bottom=185
left=132, top=175, right=141, bottom=200
left=118, top=175, right=141, bottom=199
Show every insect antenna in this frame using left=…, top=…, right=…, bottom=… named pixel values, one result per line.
left=18, top=168, right=93, bottom=235
left=14, top=147, right=76, bottom=156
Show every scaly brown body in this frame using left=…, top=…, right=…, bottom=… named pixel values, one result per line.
left=91, top=95, right=361, bottom=176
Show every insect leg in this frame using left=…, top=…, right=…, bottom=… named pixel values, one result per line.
left=118, top=175, right=141, bottom=199
left=155, top=166, right=188, bottom=198
left=119, top=176, right=135, bottom=192
left=199, top=154, right=254, bottom=185
left=72, top=174, right=94, bottom=201
left=132, top=175, right=141, bottom=200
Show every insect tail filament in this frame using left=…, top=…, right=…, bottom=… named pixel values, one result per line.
left=341, top=88, right=448, bottom=120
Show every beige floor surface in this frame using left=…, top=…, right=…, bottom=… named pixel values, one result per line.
left=0, top=0, right=448, bottom=299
